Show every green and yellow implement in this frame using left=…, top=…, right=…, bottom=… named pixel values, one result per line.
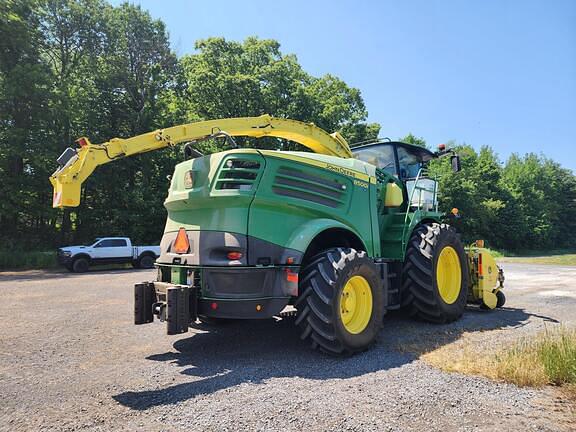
left=50, top=115, right=504, bottom=354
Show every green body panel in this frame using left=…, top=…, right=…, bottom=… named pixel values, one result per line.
left=164, top=151, right=265, bottom=234
left=248, top=151, right=378, bottom=257
left=162, top=149, right=441, bottom=263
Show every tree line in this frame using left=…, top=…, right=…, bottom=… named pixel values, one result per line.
left=1, top=0, right=575, bottom=253
left=424, top=140, right=576, bottom=251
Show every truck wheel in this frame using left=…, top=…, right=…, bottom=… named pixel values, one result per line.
left=402, top=223, right=468, bottom=323
left=295, top=248, right=385, bottom=355
left=137, top=255, right=155, bottom=269
left=496, top=290, right=506, bottom=308
left=72, top=257, right=89, bottom=273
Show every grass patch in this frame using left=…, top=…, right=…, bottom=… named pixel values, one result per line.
left=421, top=327, right=576, bottom=394
left=497, top=254, right=576, bottom=266
left=488, top=248, right=576, bottom=265
left=0, top=250, right=58, bottom=271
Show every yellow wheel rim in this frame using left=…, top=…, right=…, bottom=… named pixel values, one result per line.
left=436, top=246, right=462, bottom=304
left=339, top=275, right=373, bottom=334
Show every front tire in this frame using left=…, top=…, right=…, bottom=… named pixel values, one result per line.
left=295, top=248, right=385, bottom=355
left=72, top=257, right=90, bottom=273
left=402, top=223, right=468, bottom=323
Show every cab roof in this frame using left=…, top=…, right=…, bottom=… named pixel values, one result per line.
left=351, top=141, right=437, bottom=162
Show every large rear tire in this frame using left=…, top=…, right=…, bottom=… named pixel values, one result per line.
left=295, top=248, right=385, bottom=355
left=401, top=223, right=468, bottom=323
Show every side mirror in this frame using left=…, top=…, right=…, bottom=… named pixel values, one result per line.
left=451, top=155, right=461, bottom=173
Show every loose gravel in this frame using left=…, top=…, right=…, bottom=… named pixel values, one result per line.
left=0, top=264, right=574, bottom=431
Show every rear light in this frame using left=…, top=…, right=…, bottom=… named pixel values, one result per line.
left=184, top=170, right=193, bottom=189
left=227, top=251, right=243, bottom=260
left=286, top=269, right=298, bottom=283
left=76, top=137, right=89, bottom=147
left=173, top=228, right=190, bottom=254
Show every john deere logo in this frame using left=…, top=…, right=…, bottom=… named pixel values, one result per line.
left=325, top=164, right=356, bottom=178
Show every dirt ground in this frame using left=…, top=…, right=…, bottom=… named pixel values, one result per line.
left=0, top=263, right=574, bottom=432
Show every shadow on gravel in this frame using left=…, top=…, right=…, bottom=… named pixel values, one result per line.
left=113, top=305, right=555, bottom=411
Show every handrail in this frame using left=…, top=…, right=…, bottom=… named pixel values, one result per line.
left=401, top=168, right=424, bottom=251
left=401, top=168, right=440, bottom=251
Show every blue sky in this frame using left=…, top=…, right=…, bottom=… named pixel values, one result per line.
left=111, top=0, right=576, bottom=171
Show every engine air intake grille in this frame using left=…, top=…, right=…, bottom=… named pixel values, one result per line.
left=273, top=167, right=346, bottom=208
left=216, top=158, right=261, bottom=191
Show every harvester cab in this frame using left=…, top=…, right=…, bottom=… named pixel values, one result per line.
left=353, top=141, right=441, bottom=211
left=50, top=115, right=505, bottom=355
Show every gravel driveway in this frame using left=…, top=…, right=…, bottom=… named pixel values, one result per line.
left=0, top=264, right=574, bottom=431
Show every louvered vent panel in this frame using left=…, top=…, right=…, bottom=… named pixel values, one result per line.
left=216, top=159, right=261, bottom=191
left=272, top=166, right=346, bottom=208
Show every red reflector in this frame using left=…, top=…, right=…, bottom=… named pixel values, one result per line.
left=286, top=269, right=298, bottom=283
left=227, top=251, right=243, bottom=260
left=76, top=137, right=89, bottom=147
left=478, top=253, right=483, bottom=276
left=286, top=257, right=294, bottom=265
left=211, top=302, right=218, bottom=310
left=173, top=228, right=190, bottom=254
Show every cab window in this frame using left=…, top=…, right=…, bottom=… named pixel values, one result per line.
left=397, top=146, right=422, bottom=179
left=352, top=144, right=397, bottom=175
left=94, top=239, right=127, bottom=247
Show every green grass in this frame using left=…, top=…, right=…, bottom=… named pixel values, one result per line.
left=0, top=250, right=58, bottom=271
left=479, top=248, right=576, bottom=266
left=497, top=253, right=576, bottom=266
left=538, top=328, right=576, bottom=386
left=422, top=327, right=576, bottom=397
left=493, top=328, right=576, bottom=388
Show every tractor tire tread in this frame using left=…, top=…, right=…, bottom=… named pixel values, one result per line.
left=401, top=223, right=468, bottom=323
left=295, top=247, right=384, bottom=355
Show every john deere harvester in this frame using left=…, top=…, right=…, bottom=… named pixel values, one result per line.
left=50, top=115, right=505, bottom=354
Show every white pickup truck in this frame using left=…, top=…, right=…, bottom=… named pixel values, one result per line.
left=57, top=237, right=160, bottom=273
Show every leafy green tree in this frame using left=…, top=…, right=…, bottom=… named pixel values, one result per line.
left=75, top=2, right=179, bottom=243
left=2, top=1, right=574, bottom=257
left=0, top=0, right=53, bottom=247
left=179, top=37, right=379, bottom=150
left=501, top=153, right=576, bottom=249
left=401, top=133, right=427, bottom=148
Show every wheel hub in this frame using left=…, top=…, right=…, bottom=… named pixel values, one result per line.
left=339, top=275, right=373, bottom=334
left=436, top=246, right=462, bottom=304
